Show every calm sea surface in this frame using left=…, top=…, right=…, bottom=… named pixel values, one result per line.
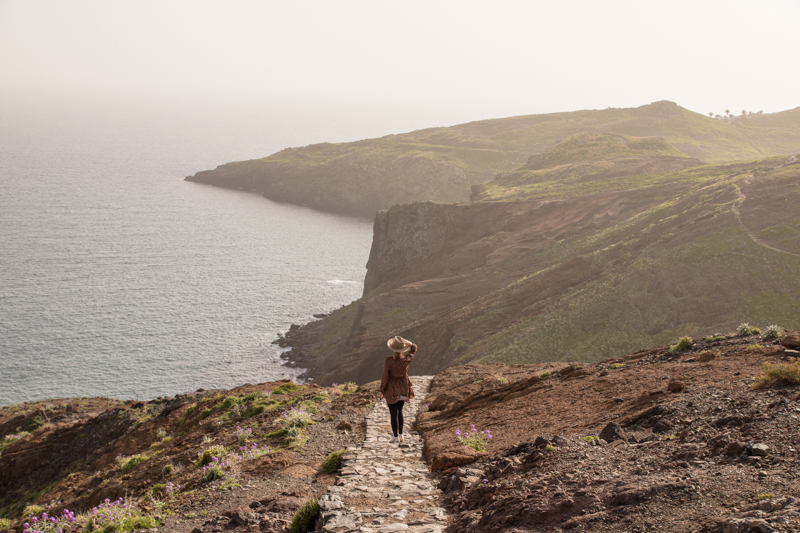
left=0, top=103, right=378, bottom=406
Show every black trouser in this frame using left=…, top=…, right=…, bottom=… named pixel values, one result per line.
left=388, top=400, right=405, bottom=437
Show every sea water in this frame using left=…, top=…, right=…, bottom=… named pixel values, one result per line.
left=0, top=102, right=379, bottom=405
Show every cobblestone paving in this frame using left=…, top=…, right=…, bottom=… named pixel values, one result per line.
left=318, top=376, right=448, bottom=533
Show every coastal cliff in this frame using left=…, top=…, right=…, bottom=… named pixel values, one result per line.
left=281, top=148, right=800, bottom=386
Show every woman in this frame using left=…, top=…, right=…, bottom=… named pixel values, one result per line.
left=379, top=336, right=417, bottom=443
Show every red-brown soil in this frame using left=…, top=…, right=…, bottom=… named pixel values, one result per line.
left=416, top=335, right=800, bottom=532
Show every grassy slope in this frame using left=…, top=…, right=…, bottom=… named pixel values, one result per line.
left=260, top=102, right=800, bottom=181
left=461, top=157, right=800, bottom=365
left=302, top=153, right=800, bottom=380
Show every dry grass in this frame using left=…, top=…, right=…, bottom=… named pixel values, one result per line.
left=751, top=361, right=800, bottom=389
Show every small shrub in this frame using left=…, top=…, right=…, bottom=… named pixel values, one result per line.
left=312, top=392, right=331, bottom=403
left=243, top=392, right=258, bottom=403
left=497, top=378, right=508, bottom=384
left=116, top=453, right=149, bottom=472
left=0, top=518, right=11, bottom=530
left=608, top=363, right=626, bottom=370
left=756, top=493, right=775, bottom=501
left=1, top=431, right=30, bottom=453
left=23, top=415, right=45, bottom=433
left=669, top=336, right=694, bottom=353
left=236, top=443, right=270, bottom=462
left=201, top=408, right=213, bottom=417
left=289, top=498, right=319, bottom=533
left=196, top=445, right=227, bottom=467
left=335, top=382, right=357, bottom=395
left=737, top=323, right=761, bottom=337
left=156, top=427, right=167, bottom=440
left=163, top=464, right=174, bottom=476
left=236, top=426, right=253, bottom=445
left=704, top=335, right=726, bottom=342
left=85, top=497, right=160, bottom=532
left=22, top=508, right=76, bottom=533
left=539, top=371, right=551, bottom=379
left=273, top=383, right=302, bottom=395
left=202, top=457, right=229, bottom=482
left=285, top=426, right=308, bottom=448
left=322, top=449, right=345, bottom=474
left=455, top=424, right=493, bottom=452
left=22, top=506, right=45, bottom=520
left=150, top=483, right=166, bottom=496
left=752, top=361, right=800, bottom=389
left=220, top=396, right=240, bottom=411
left=580, top=435, right=599, bottom=441
left=544, top=444, right=555, bottom=451
left=281, top=407, right=313, bottom=430
left=245, top=403, right=268, bottom=418
left=763, top=325, right=783, bottom=340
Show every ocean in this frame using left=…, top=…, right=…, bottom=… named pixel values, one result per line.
left=0, top=101, right=386, bottom=406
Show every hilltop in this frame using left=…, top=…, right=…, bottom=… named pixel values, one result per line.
left=1, top=333, right=799, bottom=532
left=185, top=101, right=800, bottom=218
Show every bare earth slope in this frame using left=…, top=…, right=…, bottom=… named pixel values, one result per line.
left=185, top=102, right=800, bottom=218
left=416, top=335, right=800, bottom=533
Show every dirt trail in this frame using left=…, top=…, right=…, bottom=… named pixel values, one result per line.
left=731, top=156, right=800, bottom=258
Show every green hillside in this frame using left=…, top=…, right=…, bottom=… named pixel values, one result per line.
left=289, top=150, right=800, bottom=384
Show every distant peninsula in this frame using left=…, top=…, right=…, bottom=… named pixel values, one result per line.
left=185, top=101, right=800, bottom=218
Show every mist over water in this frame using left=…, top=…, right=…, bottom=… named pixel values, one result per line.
left=0, top=102, right=384, bottom=406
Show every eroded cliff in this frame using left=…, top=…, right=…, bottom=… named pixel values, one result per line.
left=282, top=154, right=800, bottom=386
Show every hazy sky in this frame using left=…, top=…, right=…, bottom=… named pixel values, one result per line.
left=2, top=0, right=799, bottom=132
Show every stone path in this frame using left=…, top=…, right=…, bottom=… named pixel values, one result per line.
left=318, top=376, right=448, bottom=533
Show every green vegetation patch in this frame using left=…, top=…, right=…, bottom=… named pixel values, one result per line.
left=669, top=336, right=694, bottom=353
left=272, top=383, right=303, bottom=395
left=752, top=361, right=800, bottom=389
left=196, top=445, right=227, bottom=467
left=22, top=415, right=45, bottom=433
left=322, top=449, right=346, bottom=474
left=737, top=323, right=761, bottom=337
left=116, top=453, right=149, bottom=472
left=289, top=498, right=320, bottom=533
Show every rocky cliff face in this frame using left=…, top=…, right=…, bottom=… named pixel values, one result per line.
left=282, top=155, right=800, bottom=386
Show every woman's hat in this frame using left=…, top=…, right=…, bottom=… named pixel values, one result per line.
left=387, top=336, right=412, bottom=354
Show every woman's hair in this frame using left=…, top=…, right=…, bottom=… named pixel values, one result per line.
left=393, top=352, right=401, bottom=360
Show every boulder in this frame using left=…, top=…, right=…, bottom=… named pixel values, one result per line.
left=599, top=422, right=628, bottom=443
left=430, top=449, right=486, bottom=471
left=780, top=332, right=800, bottom=349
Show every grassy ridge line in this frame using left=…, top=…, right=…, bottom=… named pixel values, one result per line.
left=258, top=102, right=800, bottom=174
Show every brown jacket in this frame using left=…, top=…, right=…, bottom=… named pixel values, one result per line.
left=379, top=344, right=417, bottom=405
